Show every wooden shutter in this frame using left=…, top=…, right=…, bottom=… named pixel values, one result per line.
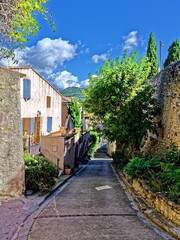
left=23, top=79, right=31, bottom=99
left=47, top=117, right=52, bottom=132
left=47, top=96, right=51, bottom=108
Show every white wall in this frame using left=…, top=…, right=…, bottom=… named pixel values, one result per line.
left=13, top=67, right=62, bottom=135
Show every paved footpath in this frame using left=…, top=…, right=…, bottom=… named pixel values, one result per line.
left=17, top=157, right=173, bottom=240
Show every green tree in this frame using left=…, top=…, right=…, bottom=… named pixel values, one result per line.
left=164, top=39, right=180, bottom=67
left=67, top=98, right=81, bottom=128
left=146, top=33, right=158, bottom=79
left=0, top=0, right=55, bottom=60
left=110, top=86, right=159, bottom=156
left=83, top=51, right=159, bottom=155
left=83, top=51, right=150, bottom=120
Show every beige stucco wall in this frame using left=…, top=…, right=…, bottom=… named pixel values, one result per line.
left=9, top=67, right=62, bottom=136
left=107, top=141, right=116, bottom=156
left=40, top=135, right=65, bottom=169
left=0, top=69, right=25, bottom=197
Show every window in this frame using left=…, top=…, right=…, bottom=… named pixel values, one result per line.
left=47, top=117, right=52, bottom=132
left=47, top=96, right=51, bottom=108
left=23, top=78, right=31, bottom=100
left=30, top=118, right=34, bottom=135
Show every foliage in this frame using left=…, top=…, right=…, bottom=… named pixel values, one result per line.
left=83, top=52, right=159, bottom=155
left=83, top=51, right=150, bottom=121
left=104, top=86, right=159, bottom=153
left=88, top=131, right=99, bottom=157
left=146, top=32, right=158, bottom=79
left=112, top=150, right=129, bottom=169
left=65, top=164, right=71, bottom=169
left=60, top=87, right=84, bottom=100
left=24, top=154, right=57, bottom=191
left=65, top=132, right=76, bottom=140
left=0, top=0, right=55, bottom=60
left=164, top=39, right=180, bottom=67
left=67, top=98, right=81, bottom=128
left=124, top=157, right=150, bottom=179
left=124, top=146, right=180, bottom=203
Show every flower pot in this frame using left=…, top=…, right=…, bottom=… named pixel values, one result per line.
left=65, top=168, right=71, bottom=175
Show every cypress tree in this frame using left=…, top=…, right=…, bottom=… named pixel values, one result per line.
left=164, top=39, right=180, bottom=67
left=146, top=33, right=159, bottom=79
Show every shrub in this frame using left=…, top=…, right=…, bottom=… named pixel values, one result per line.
left=123, top=146, right=180, bottom=203
left=24, top=154, right=57, bottom=192
left=124, top=157, right=150, bottom=180
left=112, top=150, right=129, bottom=169
left=88, top=131, right=99, bottom=157
left=157, top=145, right=180, bottom=166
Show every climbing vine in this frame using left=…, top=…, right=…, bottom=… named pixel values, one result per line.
left=67, top=98, right=81, bottom=128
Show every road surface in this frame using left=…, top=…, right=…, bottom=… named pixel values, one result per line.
left=26, top=157, right=170, bottom=240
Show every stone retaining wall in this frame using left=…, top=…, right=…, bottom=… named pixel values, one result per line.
left=132, top=179, right=180, bottom=226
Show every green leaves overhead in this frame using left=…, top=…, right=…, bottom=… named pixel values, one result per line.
left=83, top=51, right=159, bottom=154
left=0, top=0, right=55, bottom=60
left=83, top=51, right=151, bottom=119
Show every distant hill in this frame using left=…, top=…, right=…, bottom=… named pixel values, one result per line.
left=60, top=87, right=85, bottom=99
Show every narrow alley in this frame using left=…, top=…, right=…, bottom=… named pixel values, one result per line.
left=16, top=150, right=173, bottom=240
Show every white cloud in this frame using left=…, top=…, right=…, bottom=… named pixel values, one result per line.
left=92, top=53, right=108, bottom=64
left=122, top=31, right=139, bottom=51
left=79, top=79, right=89, bottom=88
left=1, top=38, right=77, bottom=74
left=47, top=70, right=91, bottom=90
left=47, top=70, right=80, bottom=89
left=47, top=70, right=94, bottom=90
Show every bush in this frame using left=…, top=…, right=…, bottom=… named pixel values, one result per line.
left=112, top=150, right=129, bottom=169
left=124, top=157, right=150, bottom=180
left=123, top=146, right=180, bottom=203
left=88, top=131, right=99, bottom=157
left=24, top=154, right=57, bottom=192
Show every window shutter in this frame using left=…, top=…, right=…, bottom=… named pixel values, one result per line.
left=47, top=96, right=51, bottom=108
left=30, top=118, right=34, bottom=135
left=47, top=117, right=52, bottom=132
left=23, top=79, right=31, bottom=99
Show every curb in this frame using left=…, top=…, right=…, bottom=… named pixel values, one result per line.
left=11, top=165, right=87, bottom=240
left=39, top=166, right=83, bottom=207
left=115, top=168, right=180, bottom=240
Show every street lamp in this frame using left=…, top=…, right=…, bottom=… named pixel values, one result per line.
left=159, top=41, right=164, bottom=70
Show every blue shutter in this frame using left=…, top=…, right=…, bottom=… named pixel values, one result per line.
left=47, top=117, right=52, bottom=132
left=23, top=79, right=31, bottom=99
left=30, top=118, right=34, bottom=135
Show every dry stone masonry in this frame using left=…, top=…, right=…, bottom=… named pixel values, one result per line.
left=0, top=68, right=25, bottom=197
left=145, top=60, right=180, bottom=151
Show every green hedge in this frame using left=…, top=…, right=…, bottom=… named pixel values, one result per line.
left=24, top=154, right=57, bottom=192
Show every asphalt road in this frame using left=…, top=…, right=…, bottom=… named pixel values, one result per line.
left=27, top=158, right=169, bottom=240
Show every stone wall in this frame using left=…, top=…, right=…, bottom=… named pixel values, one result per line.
left=144, top=60, right=180, bottom=152
left=132, top=179, right=180, bottom=226
left=0, top=68, right=25, bottom=197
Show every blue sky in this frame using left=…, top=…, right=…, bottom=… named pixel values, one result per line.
left=2, top=0, right=180, bottom=89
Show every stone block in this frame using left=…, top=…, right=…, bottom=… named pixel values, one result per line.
left=0, top=69, right=25, bottom=197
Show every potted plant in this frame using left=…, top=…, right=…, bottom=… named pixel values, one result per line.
left=64, top=164, right=71, bottom=175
